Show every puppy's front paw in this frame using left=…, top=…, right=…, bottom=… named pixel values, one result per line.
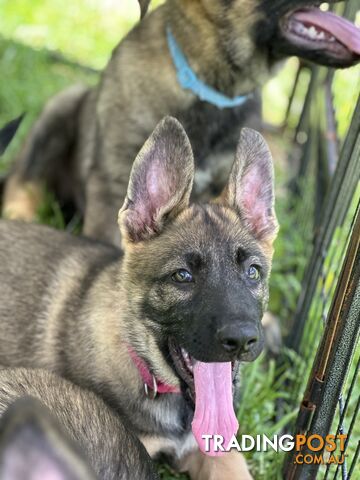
left=182, top=448, right=253, bottom=480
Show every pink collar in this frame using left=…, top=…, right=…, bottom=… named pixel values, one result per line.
left=127, top=346, right=180, bottom=395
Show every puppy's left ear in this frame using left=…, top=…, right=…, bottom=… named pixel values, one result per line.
left=138, top=0, right=151, bottom=19
left=220, top=128, right=278, bottom=244
left=119, top=116, right=194, bottom=243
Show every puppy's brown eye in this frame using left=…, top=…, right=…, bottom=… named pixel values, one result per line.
left=172, top=269, right=193, bottom=283
left=247, top=265, right=261, bottom=281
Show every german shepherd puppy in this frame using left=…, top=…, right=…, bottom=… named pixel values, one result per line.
left=0, top=369, right=157, bottom=479
left=3, top=0, right=359, bottom=243
left=0, top=118, right=278, bottom=478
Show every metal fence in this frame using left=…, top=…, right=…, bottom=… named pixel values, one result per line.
left=280, top=2, right=360, bottom=475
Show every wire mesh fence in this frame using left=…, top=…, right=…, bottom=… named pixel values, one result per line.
left=0, top=3, right=358, bottom=478
left=279, top=2, right=360, bottom=475
left=285, top=202, right=359, bottom=479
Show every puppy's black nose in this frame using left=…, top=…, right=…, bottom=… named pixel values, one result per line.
left=216, top=324, right=258, bottom=355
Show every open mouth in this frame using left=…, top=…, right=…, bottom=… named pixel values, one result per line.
left=280, top=5, right=360, bottom=64
left=169, top=339, right=240, bottom=456
left=168, top=339, right=238, bottom=401
left=169, top=340, right=196, bottom=400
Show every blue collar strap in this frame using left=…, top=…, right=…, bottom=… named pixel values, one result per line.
left=166, top=28, right=251, bottom=110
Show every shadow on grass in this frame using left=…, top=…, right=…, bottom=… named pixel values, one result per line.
left=0, top=36, right=97, bottom=173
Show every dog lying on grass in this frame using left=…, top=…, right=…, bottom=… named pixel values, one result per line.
left=0, top=118, right=156, bottom=480
left=3, top=0, right=359, bottom=243
left=0, top=117, right=278, bottom=478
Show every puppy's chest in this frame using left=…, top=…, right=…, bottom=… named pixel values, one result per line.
left=148, top=391, right=193, bottom=433
left=138, top=392, right=196, bottom=458
left=141, top=429, right=198, bottom=464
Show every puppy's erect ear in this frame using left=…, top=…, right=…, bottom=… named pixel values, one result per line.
left=138, top=0, right=151, bottom=19
left=0, top=397, right=96, bottom=480
left=119, top=116, right=194, bottom=243
left=0, top=115, right=24, bottom=156
left=220, top=128, right=278, bottom=243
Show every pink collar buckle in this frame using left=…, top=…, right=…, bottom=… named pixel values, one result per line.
left=127, top=345, right=181, bottom=398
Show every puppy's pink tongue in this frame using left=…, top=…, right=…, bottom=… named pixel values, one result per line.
left=191, top=361, right=239, bottom=457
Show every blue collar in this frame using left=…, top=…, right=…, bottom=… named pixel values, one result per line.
left=166, top=28, right=251, bottom=110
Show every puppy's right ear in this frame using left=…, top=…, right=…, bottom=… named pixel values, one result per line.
left=0, top=397, right=96, bottom=480
left=219, top=128, right=278, bottom=246
left=138, top=0, right=151, bottom=19
left=0, top=115, right=24, bottom=155
left=119, top=116, right=194, bottom=244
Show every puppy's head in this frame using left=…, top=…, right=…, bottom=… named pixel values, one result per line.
left=254, top=0, right=360, bottom=68
left=153, top=0, right=359, bottom=70
left=119, top=117, right=278, bottom=384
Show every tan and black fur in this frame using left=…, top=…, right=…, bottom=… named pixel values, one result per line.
left=0, top=371, right=251, bottom=480
left=0, top=395, right=97, bottom=480
left=3, top=0, right=358, bottom=243
left=0, top=118, right=278, bottom=478
left=0, top=370, right=157, bottom=480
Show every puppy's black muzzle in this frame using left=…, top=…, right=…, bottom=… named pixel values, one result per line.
left=216, top=322, right=260, bottom=357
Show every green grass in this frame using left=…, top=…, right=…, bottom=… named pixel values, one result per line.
left=0, top=0, right=163, bottom=69
left=0, top=37, right=97, bottom=174
left=1, top=2, right=359, bottom=479
left=237, top=350, right=301, bottom=479
left=263, top=60, right=360, bottom=134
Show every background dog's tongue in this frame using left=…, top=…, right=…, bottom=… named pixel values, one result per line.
left=293, top=10, right=360, bottom=55
left=192, top=361, right=239, bottom=457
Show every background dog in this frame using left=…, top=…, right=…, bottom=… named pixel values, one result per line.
left=0, top=118, right=278, bottom=478
left=3, top=0, right=359, bottom=243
